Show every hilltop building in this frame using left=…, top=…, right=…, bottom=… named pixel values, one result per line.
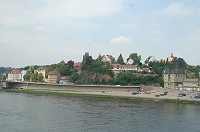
left=163, top=70, right=186, bottom=88
left=111, top=64, right=138, bottom=74
left=126, top=57, right=134, bottom=65
left=98, top=54, right=114, bottom=63
left=74, top=62, right=82, bottom=74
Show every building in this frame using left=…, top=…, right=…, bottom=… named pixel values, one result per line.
left=111, top=64, right=137, bottom=74
left=7, top=70, right=27, bottom=81
left=138, top=67, right=151, bottom=72
left=7, top=70, right=22, bottom=81
left=183, top=78, right=200, bottom=91
left=21, top=70, right=27, bottom=81
left=74, top=62, right=82, bottom=74
left=60, top=76, right=70, bottom=85
left=126, top=57, right=134, bottom=65
left=99, top=54, right=113, bottom=63
left=47, top=71, right=61, bottom=84
left=34, top=69, right=47, bottom=80
left=74, top=62, right=82, bottom=67
left=163, top=70, right=186, bottom=88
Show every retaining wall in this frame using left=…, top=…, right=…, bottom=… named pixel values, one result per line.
left=4, top=81, right=140, bottom=92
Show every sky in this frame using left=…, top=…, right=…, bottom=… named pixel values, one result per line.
left=0, top=0, right=200, bottom=68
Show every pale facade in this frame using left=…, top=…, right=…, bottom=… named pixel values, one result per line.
left=99, top=54, right=113, bottom=63
left=34, top=69, right=47, bottom=79
left=7, top=70, right=22, bottom=81
left=126, top=57, right=134, bottom=65
left=47, top=71, right=61, bottom=84
left=164, top=70, right=186, bottom=88
left=183, top=79, right=200, bottom=91
left=111, top=64, right=137, bottom=74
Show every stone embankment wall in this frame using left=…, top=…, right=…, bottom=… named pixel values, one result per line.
left=3, top=81, right=140, bottom=92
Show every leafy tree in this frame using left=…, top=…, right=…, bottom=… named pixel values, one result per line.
left=23, top=73, right=31, bottom=81
left=38, top=73, right=44, bottom=82
left=67, top=60, right=74, bottom=69
left=172, top=58, right=187, bottom=69
left=31, top=72, right=38, bottom=82
left=129, top=53, right=142, bottom=66
left=117, top=54, right=125, bottom=64
left=83, top=52, right=93, bottom=65
left=70, top=72, right=81, bottom=83
left=56, top=60, right=71, bottom=76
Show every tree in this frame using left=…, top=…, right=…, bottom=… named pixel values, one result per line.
left=67, top=60, right=74, bottom=69
left=129, top=53, right=142, bottom=66
left=38, top=73, right=44, bottom=82
left=56, top=60, right=69, bottom=76
left=117, top=54, right=125, bottom=64
left=172, top=58, right=187, bottom=69
left=83, top=52, right=93, bottom=65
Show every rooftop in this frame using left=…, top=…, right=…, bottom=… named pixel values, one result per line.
left=164, top=70, right=185, bottom=74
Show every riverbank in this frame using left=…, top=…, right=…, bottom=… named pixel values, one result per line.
left=3, top=87, right=200, bottom=105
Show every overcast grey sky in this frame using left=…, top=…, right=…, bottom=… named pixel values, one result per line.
left=1, top=0, right=200, bottom=67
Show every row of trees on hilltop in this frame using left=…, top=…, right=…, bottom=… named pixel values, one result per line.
left=116, top=53, right=142, bottom=66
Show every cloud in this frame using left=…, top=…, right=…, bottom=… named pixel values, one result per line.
left=0, top=0, right=122, bottom=30
left=157, top=3, right=200, bottom=17
left=110, top=35, right=133, bottom=45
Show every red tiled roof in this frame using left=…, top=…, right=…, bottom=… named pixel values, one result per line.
left=8, top=70, right=21, bottom=74
left=111, top=64, right=121, bottom=68
left=74, top=62, right=82, bottom=67
left=48, top=71, right=60, bottom=75
left=142, top=68, right=150, bottom=71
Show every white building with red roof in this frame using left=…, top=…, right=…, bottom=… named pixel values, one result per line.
left=7, top=70, right=22, bottom=81
left=111, top=64, right=138, bottom=74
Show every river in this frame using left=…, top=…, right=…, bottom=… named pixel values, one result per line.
left=0, top=92, right=199, bottom=132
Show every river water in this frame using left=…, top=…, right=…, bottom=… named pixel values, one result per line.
left=0, top=92, right=200, bottom=132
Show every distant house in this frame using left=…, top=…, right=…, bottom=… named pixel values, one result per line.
left=183, top=78, right=200, bottom=91
left=74, top=62, right=82, bottom=74
left=111, top=64, right=137, bottom=74
left=99, top=54, right=113, bottom=63
left=74, top=62, right=82, bottom=67
left=60, top=76, right=70, bottom=85
left=47, top=71, right=61, bottom=84
left=163, top=70, right=186, bottom=88
left=34, top=68, right=47, bottom=80
left=126, top=57, right=134, bottom=65
left=7, top=70, right=22, bottom=81
left=166, top=53, right=176, bottom=62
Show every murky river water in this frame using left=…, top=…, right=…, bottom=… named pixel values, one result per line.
left=0, top=92, right=199, bottom=132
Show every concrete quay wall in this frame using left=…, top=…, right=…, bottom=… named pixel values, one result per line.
left=3, top=81, right=140, bottom=92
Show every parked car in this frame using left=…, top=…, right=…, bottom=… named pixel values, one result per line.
left=192, top=94, right=200, bottom=99
left=132, top=91, right=141, bottom=95
left=178, top=93, right=186, bottom=97
left=155, top=94, right=160, bottom=97
left=160, top=93, right=165, bottom=96
left=164, top=91, right=168, bottom=95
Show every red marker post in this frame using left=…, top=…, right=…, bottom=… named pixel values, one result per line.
left=116, top=99, right=118, bottom=108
